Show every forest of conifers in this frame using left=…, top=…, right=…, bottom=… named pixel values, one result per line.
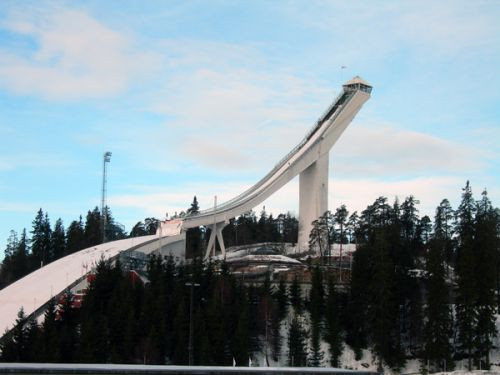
left=0, top=181, right=499, bottom=372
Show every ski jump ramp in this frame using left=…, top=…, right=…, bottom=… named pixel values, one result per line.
left=0, top=235, right=186, bottom=334
left=0, top=76, right=370, bottom=334
left=182, top=76, right=372, bottom=258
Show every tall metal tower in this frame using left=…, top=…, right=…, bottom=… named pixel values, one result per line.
left=101, top=151, right=112, bottom=243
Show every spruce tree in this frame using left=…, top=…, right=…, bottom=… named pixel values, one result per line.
left=24, top=316, right=41, bottom=362
left=435, top=199, right=455, bottom=277
left=10, top=308, right=28, bottom=361
left=288, top=314, right=308, bottom=367
left=1, top=230, right=19, bottom=286
left=51, top=219, right=66, bottom=260
left=257, top=207, right=272, bottom=242
left=31, top=209, right=52, bottom=267
left=309, top=266, right=324, bottom=321
left=368, top=228, right=404, bottom=370
left=308, top=266, right=325, bottom=366
left=473, top=190, right=497, bottom=368
left=345, top=244, right=369, bottom=359
left=13, top=229, right=29, bottom=281
left=290, top=275, right=302, bottom=313
left=309, top=322, right=323, bottom=366
left=66, top=216, right=84, bottom=254
left=186, top=196, right=202, bottom=259
left=233, top=287, right=250, bottom=366
left=40, top=298, right=59, bottom=362
left=455, top=181, right=477, bottom=370
left=325, top=276, right=343, bottom=367
left=84, top=207, right=102, bottom=248
left=274, top=278, right=288, bottom=321
left=423, top=237, right=454, bottom=372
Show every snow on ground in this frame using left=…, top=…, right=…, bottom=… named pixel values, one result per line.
left=0, top=235, right=156, bottom=333
left=225, top=254, right=302, bottom=265
left=249, top=312, right=500, bottom=374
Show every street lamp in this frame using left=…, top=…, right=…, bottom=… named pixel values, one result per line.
left=185, top=280, right=200, bottom=366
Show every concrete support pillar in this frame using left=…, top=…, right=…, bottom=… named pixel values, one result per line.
left=298, top=152, right=329, bottom=252
left=204, top=222, right=227, bottom=260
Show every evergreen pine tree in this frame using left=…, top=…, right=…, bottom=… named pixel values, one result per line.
left=345, top=244, right=370, bottom=359
left=288, top=314, right=308, bottom=366
left=144, top=218, right=159, bottom=235
left=24, top=316, right=41, bottom=362
left=435, top=199, right=455, bottom=266
left=13, top=229, right=29, bottom=281
left=51, top=218, right=66, bottom=260
left=325, top=275, right=343, bottom=367
left=309, top=215, right=329, bottom=259
left=31, top=209, right=52, bottom=267
left=1, top=230, right=19, bottom=286
left=130, top=221, right=147, bottom=237
left=186, top=196, right=202, bottom=259
left=84, top=207, right=102, bottom=248
left=66, top=216, right=84, bottom=254
left=423, top=235, right=454, bottom=372
left=308, top=321, right=323, bottom=366
left=58, top=290, right=79, bottom=362
left=290, top=275, right=302, bottom=313
left=40, top=298, right=59, bottom=362
left=346, top=211, right=359, bottom=244
left=455, top=181, right=477, bottom=370
left=368, top=228, right=405, bottom=370
left=473, top=190, right=497, bottom=368
left=4, top=230, right=18, bottom=259
left=308, top=267, right=325, bottom=367
left=233, top=287, right=250, bottom=365
left=274, top=278, right=288, bottom=321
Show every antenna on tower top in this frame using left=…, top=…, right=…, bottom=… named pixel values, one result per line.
left=101, top=151, right=112, bottom=243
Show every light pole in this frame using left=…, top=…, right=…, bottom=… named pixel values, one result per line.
left=101, top=151, right=112, bottom=243
left=185, top=280, right=200, bottom=366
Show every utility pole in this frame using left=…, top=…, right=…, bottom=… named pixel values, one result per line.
left=101, top=151, right=112, bottom=243
left=186, top=280, right=200, bottom=366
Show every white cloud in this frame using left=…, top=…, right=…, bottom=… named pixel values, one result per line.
left=0, top=160, right=14, bottom=172
left=0, top=201, right=36, bottom=213
left=182, top=137, right=251, bottom=169
left=0, top=5, right=160, bottom=99
left=147, top=41, right=332, bottom=171
left=0, top=153, right=74, bottom=172
left=330, top=176, right=465, bottom=218
left=278, top=1, right=499, bottom=60
left=395, top=2, right=499, bottom=56
left=331, top=123, right=484, bottom=177
left=109, top=174, right=482, bottom=225
left=109, top=181, right=252, bottom=219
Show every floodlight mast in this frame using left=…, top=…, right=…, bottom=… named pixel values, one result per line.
left=101, top=151, right=112, bottom=243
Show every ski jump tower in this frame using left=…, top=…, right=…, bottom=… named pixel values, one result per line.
left=179, top=76, right=372, bottom=258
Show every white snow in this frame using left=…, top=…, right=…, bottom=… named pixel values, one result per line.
left=0, top=236, right=156, bottom=333
left=224, top=254, right=302, bottom=265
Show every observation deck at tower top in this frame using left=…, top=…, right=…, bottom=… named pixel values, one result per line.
left=343, top=76, right=372, bottom=94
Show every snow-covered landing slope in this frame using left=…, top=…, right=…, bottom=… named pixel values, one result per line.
left=0, top=236, right=157, bottom=333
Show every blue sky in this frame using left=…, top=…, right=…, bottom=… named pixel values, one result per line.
left=0, top=0, right=499, bottom=252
